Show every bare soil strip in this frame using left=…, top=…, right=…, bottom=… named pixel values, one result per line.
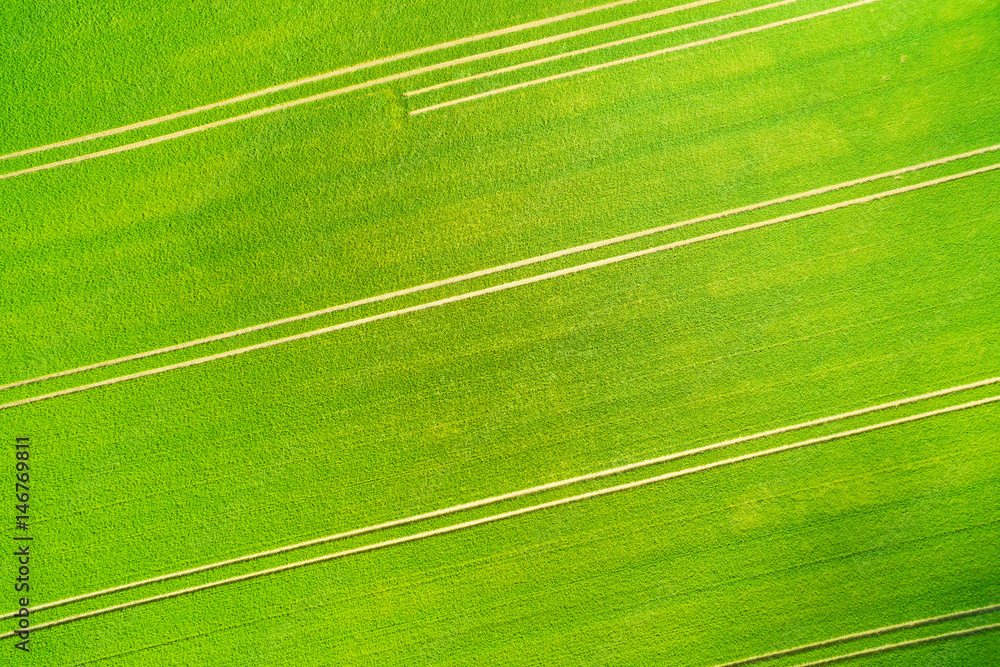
left=790, top=623, right=1000, bottom=666
left=2, top=161, right=997, bottom=412
left=3, top=375, right=995, bottom=621
left=0, top=0, right=663, bottom=162
left=1, top=393, right=996, bottom=641
left=407, top=0, right=799, bottom=97
left=410, top=0, right=882, bottom=115
left=715, top=604, right=1000, bottom=666
left=4, top=143, right=996, bottom=394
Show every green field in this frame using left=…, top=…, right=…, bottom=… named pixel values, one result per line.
left=1, top=0, right=999, bottom=664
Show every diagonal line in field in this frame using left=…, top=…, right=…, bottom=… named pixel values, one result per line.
left=715, top=604, right=1000, bottom=666
left=2, top=374, right=996, bottom=621
left=407, top=0, right=799, bottom=97
left=410, top=0, right=882, bottom=115
left=1, top=159, right=997, bottom=412
left=0, top=0, right=726, bottom=179
left=0, top=0, right=666, bottom=162
left=1, top=392, right=997, bottom=640
left=788, top=622, right=1000, bottom=666
left=3, top=142, right=997, bottom=394
left=394, top=0, right=742, bottom=96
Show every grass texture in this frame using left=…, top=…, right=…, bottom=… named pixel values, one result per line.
left=1, top=0, right=998, bottom=664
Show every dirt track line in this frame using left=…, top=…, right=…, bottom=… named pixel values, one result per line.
left=715, top=604, right=1000, bottom=666
left=789, top=622, right=1000, bottom=666
left=0, top=0, right=725, bottom=177
left=410, top=0, right=881, bottom=114
left=1, top=392, right=996, bottom=641
left=3, top=374, right=995, bottom=621
left=0, top=0, right=659, bottom=162
left=407, top=0, right=798, bottom=97
left=4, top=142, right=997, bottom=394
left=3, top=160, right=998, bottom=412
left=2, top=160, right=997, bottom=411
